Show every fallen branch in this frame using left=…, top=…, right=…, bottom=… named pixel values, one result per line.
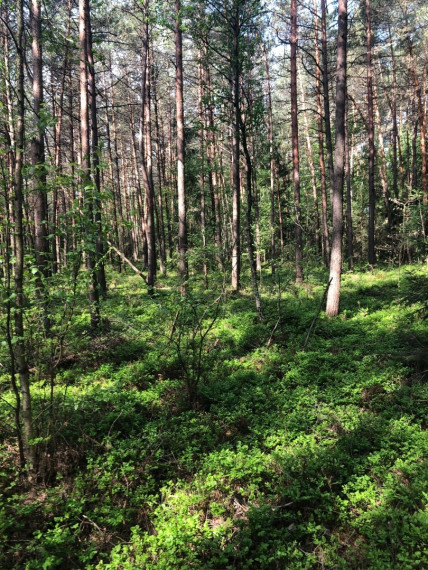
left=168, top=309, right=180, bottom=344
left=106, top=240, right=147, bottom=283
left=267, top=317, right=281, bottom=348
left=303, top=278, right=332, bottom=350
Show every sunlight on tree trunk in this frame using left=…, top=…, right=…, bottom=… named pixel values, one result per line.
left=326, top=0, right=347, bottom=318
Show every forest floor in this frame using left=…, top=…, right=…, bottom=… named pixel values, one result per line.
left=0, top=264, right=427, bottom=568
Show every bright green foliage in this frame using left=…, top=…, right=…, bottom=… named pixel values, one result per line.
left=0, top=266, right=427, bottom=568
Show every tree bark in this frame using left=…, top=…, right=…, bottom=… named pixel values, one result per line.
left=15, top=0, right=35, bottom=471
left=326, top=0, right=347, bottom=317
left=373, top=66, right=392, bottom=229
left=231, top=3, right=241, bottom=292
left=321, top=0, right=335, bottom=200
left=241, top=122, right=263, bottom=320
left=152, top=61, right=167, bottom=276
left=314, top=0, right=330, bottom=266
left=299, top=62, right=321, bottom=258
left=366, top=0, right=376, bottom=266
left=103, top=70, right=122, bottom=271
left=408, top=37, right=427, bottom=231
left=51, top=0, right=72, bottom=273
left=206, top=61, right=223, bottom=271
left=175, top=0, right=188, bottom=294
left=263, top=45, right=277, bottom=273
left=79, top=0, right=100, bottom=329
left=68, top=66, right=78, bottom=256
left=345, top=93, right=354, bottom=269
left=291, top=0, right=303, bottom=283
left=198, top=57, right=208, bottom=287
left=140, top=9, right=156, bottom=293
left=388, top=26, right=399, bottom=200
left=86, top=0, right=107, bottom=296
left=31, top=0, right=50, bottom=332
left=108, top=60, right=125, bottom=260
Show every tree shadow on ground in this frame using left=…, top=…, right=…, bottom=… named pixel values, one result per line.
left=1, top=276, right=427, bottom=568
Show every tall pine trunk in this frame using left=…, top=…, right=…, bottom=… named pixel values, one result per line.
left=408, top=38, right=427, bottom=232
left=198, top=57, right=208, bottom=287
left=16, top=0, right=35, bottom=470
left=86, top=0, right=107, bottom=296
left=299, top=62, right=321, bottom=258
left=79, top=0, right=100, bottom=329
left=326, top=0, right=347, bottom=317
left=263, top=45, right=277, bottom=273
left=241, top=123, right=263, bottom=320
left=314, top=0, right=330, bottom=266
left=321, top=0, right=335, bottom=200
left=366, top=0, right=376, bottom=265
left=345, top=93, right=354, bottom=269
left=140, top=8, right=156, bottom=293
left=31, top=0, right=50, bottom=332
left=175, top=0, right=188, bottom=294
left=231, top=3, right=241, bottom=292
left=291, top=0, right=303, bottom=283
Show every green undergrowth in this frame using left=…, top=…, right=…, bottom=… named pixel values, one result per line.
left=0, top=265, right=427, bottom=568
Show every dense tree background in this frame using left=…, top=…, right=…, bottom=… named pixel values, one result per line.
left=2, top=0, right=426, bottom=303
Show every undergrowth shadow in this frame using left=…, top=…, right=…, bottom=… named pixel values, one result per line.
left=1, top=272, right=427, bottom=568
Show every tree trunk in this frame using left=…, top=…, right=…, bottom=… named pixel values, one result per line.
left=86, top=0, right=106, bottom=296
left=231, top=4, right=241, bottom=292
left=86, top=0, right=106, bottom=297
left=15, top=0, right=35, bottom=471
left=411, top=114, right=418, bottom=192
left=151, top=57, right=167, bottom=276
left=373, top=66, right=392, bottom=229
left=299, top=61, right=321, bottom=258
left=275, top=165, right=285, bottom=260
left=1, top=91, right=25, bottom=466
left=321, top=0, right=335, bottom=200
left=408, top=38, right=427, bottom=229
left=253, top=166, right=262, bottom=272
left=291, top=0, right=303, bottom=283
left=198, top=57, right=208, bottom=287
left=79, top=0, right=100, bottom=330
left=206, top=65, right=223, bottom=271
left=326, top=0, right=347, bottom=317
left=366, top=0, right=376, bottom=266
left=52, top=0, right=72, bottom=273
left=388, top=26, right=399, bottom=200
left=108, top=60, right=125, bottom=260
left=314, top=0, right=330, bottom=266
left=175, top=0, right=188, bottom=294
left=241, top=123, right=263, bottom=320
left=31, top=0, right=50, bottom=332
left=103, top=70, right=122, bottom=271
left=144, top=40, right=156, bottom=285
left=154, top=157, right=167, bottom=278
left=140, top=10, right=156, bottom=293
left=263, top=45, right=277, bottom=273
left=127, top=90, right=146, bottom=262
left=345, top=93, right=354, bottom=269
left=68, top=69, right=78, bottom=257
